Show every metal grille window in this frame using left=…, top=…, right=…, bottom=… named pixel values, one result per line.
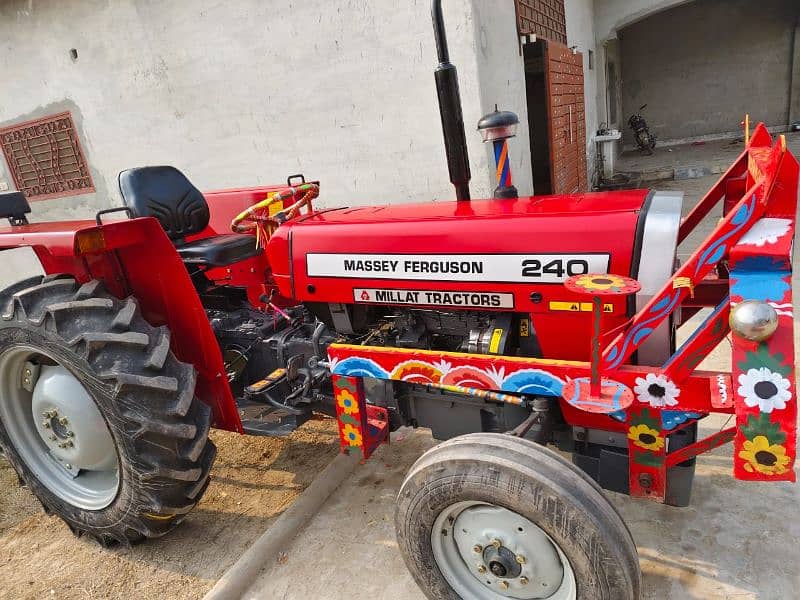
left=0, top=112, right=94, bottom=201
left=515, top=0, right=567, bottom=45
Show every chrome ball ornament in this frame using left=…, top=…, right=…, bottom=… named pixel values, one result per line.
left=729, top=300, right=779, bottom=341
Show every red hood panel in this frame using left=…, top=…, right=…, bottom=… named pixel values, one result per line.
left=267, top=191, right=650, bottom=315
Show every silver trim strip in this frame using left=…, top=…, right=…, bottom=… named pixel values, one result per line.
left=635, top=190, right=683, bottom=366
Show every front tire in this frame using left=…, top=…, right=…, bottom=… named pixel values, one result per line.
left=395, top=433, right=641, bottom=600
left=0, top=276, right=216, bottom=545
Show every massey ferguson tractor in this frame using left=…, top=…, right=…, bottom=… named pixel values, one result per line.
left=0, top=4, right=797, bottom=599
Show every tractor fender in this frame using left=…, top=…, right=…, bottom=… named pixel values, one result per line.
left=0, top=216, right=242, bottom=432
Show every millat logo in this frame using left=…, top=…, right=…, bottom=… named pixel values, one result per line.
left=360, top=290, right=371, bottom=301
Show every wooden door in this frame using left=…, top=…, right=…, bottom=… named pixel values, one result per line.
left=544, top=41, right=588, bottom=194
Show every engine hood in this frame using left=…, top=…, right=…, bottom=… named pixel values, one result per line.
left=269, top=190, right=647, bottom=295
left=266, top=190, right=682, bottom=360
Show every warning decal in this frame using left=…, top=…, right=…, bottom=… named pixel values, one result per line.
left=354, top=288, right=514, bottom=309
left=549, top=301, right=614, bottom=313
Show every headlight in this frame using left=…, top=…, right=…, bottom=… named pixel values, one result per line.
left=729, top=300, right=778, bottom=342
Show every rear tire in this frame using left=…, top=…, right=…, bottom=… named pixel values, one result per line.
left=395, top=433, right=641, bottom=600
left=0, top=276, right=216, bottom=545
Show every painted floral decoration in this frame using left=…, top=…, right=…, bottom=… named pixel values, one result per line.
left=738, top=413, right=790, bottom=476
left=336, top=389, right=359, bottom=415
left=737, top=367, right=792, bottom=413
left=628, top=423, right=665, bottom=452
left=737, top=217, right=791, bottom=247
left=730, top=256, right=791, bottom=303
left=342, top=423, right=362, bottom=447
left=738, top=436, right=790, bottom=475
left=633, top=373, right=680, bottom=407
left=570, top=273, right=636, bottom=294
left=390, top=360, right=442, bottom=384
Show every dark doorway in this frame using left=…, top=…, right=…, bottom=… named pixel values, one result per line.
left=524, top=40, right=553, bottom=194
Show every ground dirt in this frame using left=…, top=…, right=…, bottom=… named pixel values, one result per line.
left=0, top=418, right=339, bottom=600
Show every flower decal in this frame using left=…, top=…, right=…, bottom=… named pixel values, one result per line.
left=738, top=435, right=790, bottom=475
left=737, top=367, right=792, bottom=413
left=390, top=361, right=442, bottom=384
left=737, top=218, right=791, bottom=247
left=342, top=424, right=362, bottom=447
left=568, top=274, right=638, bottom=294
left=628, top=424, right=665, bottom=452
left=502, top=369, right=565, bottom=396
left=442, top=366, right=497, bottom=389
left=336, top=389, right=359, bottom=415
left=633, top=373, right=680, bottom=407
left=332, top=357, right=388, bottom=378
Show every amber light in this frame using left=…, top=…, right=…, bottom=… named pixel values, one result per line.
left=75, top=230, right=106, bottom=254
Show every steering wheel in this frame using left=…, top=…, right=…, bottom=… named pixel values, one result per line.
left=230, top=183, right=320, bottom=234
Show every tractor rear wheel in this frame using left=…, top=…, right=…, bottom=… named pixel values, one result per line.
left=0, top=275, right=216, bottom=545
left=395, top=433, right=641, bottom=600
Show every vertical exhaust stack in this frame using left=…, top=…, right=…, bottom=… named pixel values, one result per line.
left=432, top=0, right=471, bottom=201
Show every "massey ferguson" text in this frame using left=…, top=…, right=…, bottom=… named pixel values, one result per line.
left=343, top=259, right=483, bottom=275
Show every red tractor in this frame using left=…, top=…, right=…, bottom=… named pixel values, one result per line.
left=0, top=4, right=796, bottom=599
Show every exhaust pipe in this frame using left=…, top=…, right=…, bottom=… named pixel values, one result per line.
left=432, top=0, right=471, bottom=201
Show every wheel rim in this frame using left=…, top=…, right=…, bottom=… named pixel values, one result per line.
left=432, top=501, right=577, bottom=600
left=0, top=346, right=120, bottom=510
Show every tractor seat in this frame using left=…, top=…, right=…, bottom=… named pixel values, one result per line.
left=176, top=235, right=258, bottom=266
left=119, top=166, right=262, bottom=268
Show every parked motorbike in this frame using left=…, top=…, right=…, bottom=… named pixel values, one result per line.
left=629, top=104, right=656, bottom=155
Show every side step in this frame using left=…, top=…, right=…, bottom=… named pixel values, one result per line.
left=237, top=399, right=311, bottom=437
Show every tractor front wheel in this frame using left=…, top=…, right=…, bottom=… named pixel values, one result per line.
left=395, top=433, right=641, bottom=600
left=0, top=276, right=216, bottom=545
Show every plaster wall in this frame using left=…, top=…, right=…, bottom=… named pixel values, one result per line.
left=619, top=0, right=799, bottom=145
left=0, top=0, right=531, bottom=225
left=593, top=0, right=693, bottom=43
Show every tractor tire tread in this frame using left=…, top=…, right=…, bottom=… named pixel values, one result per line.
left=396, top=433, right=641, bottom=600
left=0, top=276, right=216, bottom=545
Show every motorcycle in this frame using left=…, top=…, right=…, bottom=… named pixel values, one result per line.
left=628, top=104, right=656, bottom=155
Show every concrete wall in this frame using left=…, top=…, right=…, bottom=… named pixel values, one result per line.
left=0, top=0, right=532, bottom=225
left=618, top=0, right=799, bottom=145
left=564, top=0, right=599, bottom=183
left=593, top=0, right=693, bottom=43
left=471, top=0, right=532, bottom=193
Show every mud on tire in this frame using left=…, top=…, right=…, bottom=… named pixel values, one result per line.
left=0, top=275, right=216, bottom=545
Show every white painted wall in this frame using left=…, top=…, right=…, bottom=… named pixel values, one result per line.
left=0, top=0, right=531, bottom=225
left=471, top=0, right=533, bottom=196
left=564, top=0, right=599, bottom=184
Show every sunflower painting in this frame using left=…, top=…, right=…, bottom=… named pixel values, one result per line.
left=738, top=435, right=790, bottom=475
left=336, top=388, right=360, bottom=415
left=628, top=423, right=665, bottom=452
left=342, top=423, right=363, bottom=447
left=737, top=412, right=791, bottom=477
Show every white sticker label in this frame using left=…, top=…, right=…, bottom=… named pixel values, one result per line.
left=307, top=253, right=609, bottom=283
left=354, top=288, right=515, bottom=309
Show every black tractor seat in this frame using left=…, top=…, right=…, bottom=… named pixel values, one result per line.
left=119, top=165, right=262, bottom=268
left=176, top=234, right=259, bottom=266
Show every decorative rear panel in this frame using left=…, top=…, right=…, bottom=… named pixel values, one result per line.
left=0, top=112, right=94, bottom=201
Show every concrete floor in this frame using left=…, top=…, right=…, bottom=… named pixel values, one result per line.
left=245, top=417, right=799, bottom=600
left=243, top=162, right=800, bottom=599
left=616, top=131, right=800, bottom=183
